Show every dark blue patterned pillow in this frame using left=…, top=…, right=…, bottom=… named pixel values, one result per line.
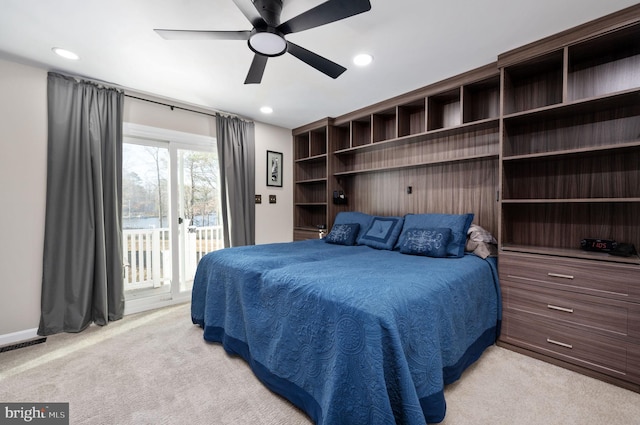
left=357, top=216, right=404, bottom=250
left=399, top=227, right=452, bottom=257
left=325, top=223, right=360, bottom=246
left=333, top=211, right=373, bottom=242
left=395, top=213, right=474, bottom=258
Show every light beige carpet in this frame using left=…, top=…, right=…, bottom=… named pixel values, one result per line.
left=1, top=303, right=639, bottom=424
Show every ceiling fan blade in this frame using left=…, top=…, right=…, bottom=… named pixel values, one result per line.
left=154, top=29, right=250, bottom=41
left=245, top=54, right=269, bottom=84
left=278, top=0, right=371, bottom=35
left=231, top=0, right=267, bottom=28
left=286, top=41, right=346, bottom=79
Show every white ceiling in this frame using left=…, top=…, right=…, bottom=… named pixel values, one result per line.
left=1, top=0, right=638, bottom=129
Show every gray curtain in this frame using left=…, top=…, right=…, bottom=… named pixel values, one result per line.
left=216, top=114, right=255, bottom=247
left=38, top=73, right=124, bottom=336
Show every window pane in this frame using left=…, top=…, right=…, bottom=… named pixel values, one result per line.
left=122, top=143, right=171, bottom=297
left=178, top=149, right=223, bottom=292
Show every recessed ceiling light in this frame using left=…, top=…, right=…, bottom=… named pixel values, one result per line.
left=52, top=47, right=80, bottom=60
left=260, top=106, right=273, bottom=114
left=353, top=53, right=373, bottom=67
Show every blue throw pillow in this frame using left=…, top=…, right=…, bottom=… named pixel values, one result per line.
left=399, top=227, right=452, bottom=258
left=333, top=211, right=373, bottom=242
left=325, top=223, right=360, bottom=246
left=358, top=216, right=404, bottom=250
left=396, top=213, right=474, bottom=258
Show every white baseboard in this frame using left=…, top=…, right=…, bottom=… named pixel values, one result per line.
left=0, top=328, right=40, bottom=347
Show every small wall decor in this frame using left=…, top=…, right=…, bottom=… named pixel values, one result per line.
left=267, top=150, right=283, bottom=187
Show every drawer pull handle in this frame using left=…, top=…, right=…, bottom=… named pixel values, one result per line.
left=547, top=304, right=574, bottom=313
left=546, top=338, right=573, bottom=349
left=547, top=272, right=574, bottom=280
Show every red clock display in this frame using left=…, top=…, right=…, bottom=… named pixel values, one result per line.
left=580, top=238, right=617, bottom=252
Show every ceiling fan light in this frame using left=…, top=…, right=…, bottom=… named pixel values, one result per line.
left=248, top=31, right=287, bottom=57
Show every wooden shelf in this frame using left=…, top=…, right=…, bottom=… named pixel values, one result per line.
left=503, top=140, right=640, bottom=161
left=503, top=87, right=640, bottom=122
left=428, top=87, right=461, bottom=131
left=500, top=245, right=640, bottom=265
left=334, top=153, right=498, bottom=176
left=502, top=49, right=564, bottom=114
left=502, top=89, right=640, bottom=158
left=295, top=177, right=327, bottom=184
left=334, top=117, right=499, bottom=155
left=295, top=202, right=327, bottom=207
left=568, top=23, right=640, bottom=102
left=373, top=107, right=397, bottom=142
left=295, top=154, right=327, bottom=163
left=463, top=75, right=500, bottom=123
left=398, top=99, right=426, bottom=137
left=502, top=198, right=640, bottom=203
left=293, top=226, right=321, bottom=233
left=293, top=121, right=330, bottom=234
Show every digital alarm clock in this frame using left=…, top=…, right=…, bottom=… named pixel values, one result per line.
left=580, top=238, right=617, bottom=252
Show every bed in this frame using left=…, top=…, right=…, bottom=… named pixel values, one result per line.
left=191, top=212, right=501, bottom=424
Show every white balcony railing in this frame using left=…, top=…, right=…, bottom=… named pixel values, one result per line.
left=123, top=225, right=223, bottom=291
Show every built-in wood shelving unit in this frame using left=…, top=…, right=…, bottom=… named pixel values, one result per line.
left=292, top=64, right=501, bottom=239
left=496, top=5, right=640, bottom=393
left=499, top=25, right=640, bottom=258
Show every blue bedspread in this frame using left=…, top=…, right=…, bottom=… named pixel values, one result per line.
left=192, top=239, right=501, bottom=424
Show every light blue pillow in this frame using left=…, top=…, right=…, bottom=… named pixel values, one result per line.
left=333, top=211, right=373, bottom=242
left=396, top=213, right=474, bottom=258
left=399, top=227, right=452, bottom=258
left=358, top=216, right=404, bottom=250
left=325, top=223, right=360, bottom=246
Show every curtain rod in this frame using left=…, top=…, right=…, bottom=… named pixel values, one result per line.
left=47, top=71, right=250, bottom=123
left=124, top=93, right=251, bottom=122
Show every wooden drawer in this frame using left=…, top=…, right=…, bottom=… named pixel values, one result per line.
left=502, top=283, right=638, bottom=339
left=502, top=312, right=633, bottom=381
left=499, top=252, right=640, bottom=302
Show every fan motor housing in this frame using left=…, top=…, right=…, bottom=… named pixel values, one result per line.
left=252, top=0, right=283, bottom=26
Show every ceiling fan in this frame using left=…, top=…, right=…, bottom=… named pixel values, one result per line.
left=154, top=0, right=372, bottom=84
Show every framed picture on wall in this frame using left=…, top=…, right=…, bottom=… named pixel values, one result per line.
left=266, top=150, right=283, bottom=187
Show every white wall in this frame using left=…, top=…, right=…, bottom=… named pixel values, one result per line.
left=0, top=59, right=48, bottom=340
left=254, top=123, right=293, bottom=244
left=0, top=58, right=292, bottom=342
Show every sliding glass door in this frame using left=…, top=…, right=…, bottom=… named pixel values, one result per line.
left=122, top=142, right=172, bottom=299
left=175, top=148, right=222, bottom=292
left=122, top=125, right=221, bottom=312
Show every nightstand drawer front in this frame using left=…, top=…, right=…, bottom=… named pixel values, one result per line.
left=503, top=313, right=628, bottom=376
left=503, top=285, right=629, bottom=337
left=499, top=252, right=640, bottom=301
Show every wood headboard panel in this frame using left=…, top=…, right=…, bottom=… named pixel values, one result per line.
left=334, top=158, right=499, bottom=237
